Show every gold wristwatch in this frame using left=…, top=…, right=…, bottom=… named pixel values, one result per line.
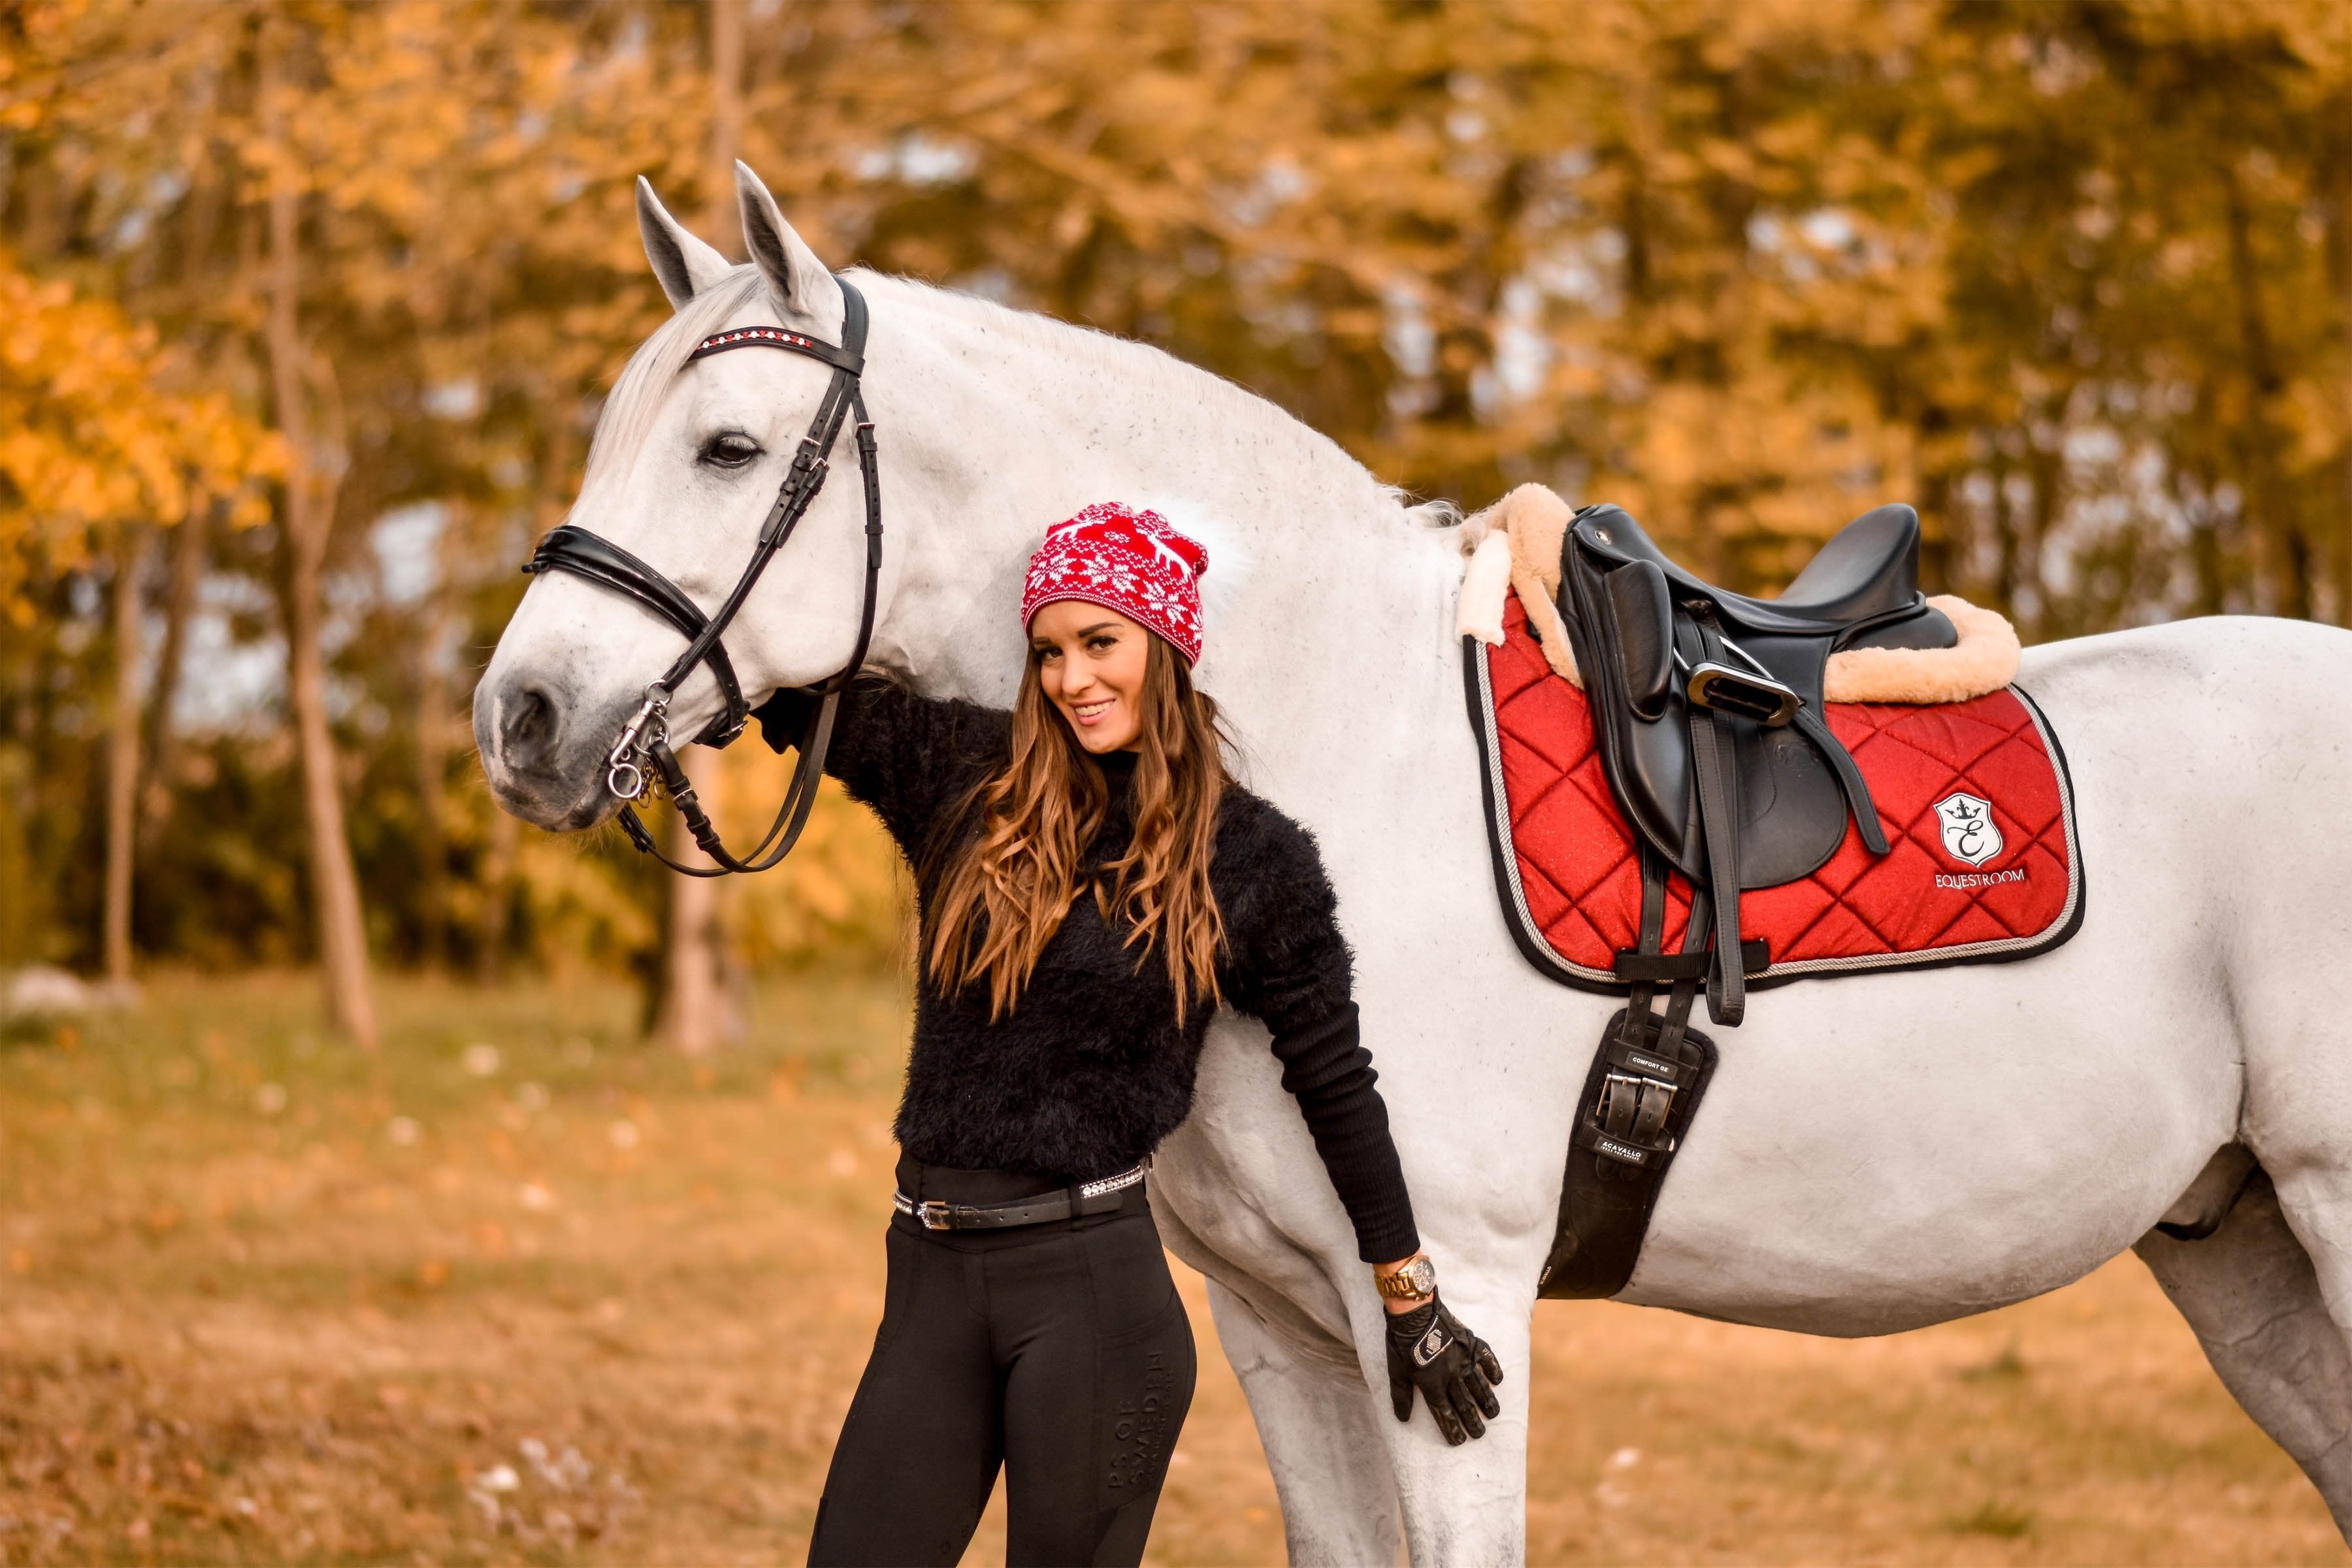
left=1377, top=1252, right=1437, bottom=1302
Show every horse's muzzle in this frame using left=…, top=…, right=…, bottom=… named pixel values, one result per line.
left=473, top=668, right=625, bottom=832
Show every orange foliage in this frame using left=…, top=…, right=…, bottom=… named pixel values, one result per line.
left=0, top=256, right=276, bottom=615
left=0, top=0, right=2345, bottom=978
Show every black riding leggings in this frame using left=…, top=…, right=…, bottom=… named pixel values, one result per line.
left=808, top=1159, right=1198, bottom=1567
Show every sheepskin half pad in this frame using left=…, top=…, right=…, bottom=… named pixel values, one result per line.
left=1467, top=593, right=2084, bottom=990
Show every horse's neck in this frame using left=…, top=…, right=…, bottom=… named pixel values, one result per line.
left=866, top=282, right=1461, bottom=798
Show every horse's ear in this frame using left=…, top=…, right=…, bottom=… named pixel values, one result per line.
left=636, top=176, right=733, bottom=310
left=735, top=161, right=832, bottom=321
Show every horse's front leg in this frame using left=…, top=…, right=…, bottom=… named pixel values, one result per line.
left=1200, top=1263, right=1537, bottom=1567
left=1205, top=1276, right=1405, bottom=1565
left=1192, top=1240, right=1536, bottom=1567
left=1360, top=1265, right=1535, bottom=1567
left=1163, top=996, right=1552, bottom=1564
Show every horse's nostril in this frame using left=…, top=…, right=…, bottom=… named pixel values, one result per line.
left=502, top=684, right=561, bottom=763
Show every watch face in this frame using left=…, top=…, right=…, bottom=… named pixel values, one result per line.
left=1406, top=1256, right=1437, bottom=1295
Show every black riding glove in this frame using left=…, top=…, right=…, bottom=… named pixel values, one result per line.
left=1386, top=1295, right=1504, bottom=1445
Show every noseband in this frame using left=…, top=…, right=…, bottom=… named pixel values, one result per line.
left=521, top=276, right=882, bottom=877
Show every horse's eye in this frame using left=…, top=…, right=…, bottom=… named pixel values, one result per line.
left=700, top=433, right=760, bottom=469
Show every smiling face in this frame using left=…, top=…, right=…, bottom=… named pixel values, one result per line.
left=1029, top=600, right=1154, bottom=753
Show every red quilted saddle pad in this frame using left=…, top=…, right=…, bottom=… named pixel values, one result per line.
left=1466, top=593, right=2083, bottom=989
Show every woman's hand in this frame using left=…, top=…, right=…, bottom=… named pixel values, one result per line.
left=1384, top=1294, right=1504, bottom=1445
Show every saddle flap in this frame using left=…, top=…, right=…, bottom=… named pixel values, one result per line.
left=1602, top=561, right=1674, bottom=721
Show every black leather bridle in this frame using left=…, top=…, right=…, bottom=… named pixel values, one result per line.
left=521, top=276, right=882, bottom=877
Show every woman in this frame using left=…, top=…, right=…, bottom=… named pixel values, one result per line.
left=760, top=502, right=1501, bottom=1567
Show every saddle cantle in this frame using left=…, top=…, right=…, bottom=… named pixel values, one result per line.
left=1559, top=502, right=1957, bottom=1024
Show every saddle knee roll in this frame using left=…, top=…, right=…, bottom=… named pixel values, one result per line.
left=1602, top=559, right=1674, bottom=721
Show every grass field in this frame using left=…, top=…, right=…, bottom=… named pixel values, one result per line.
left=0, top=970, right=2340, bottom=1565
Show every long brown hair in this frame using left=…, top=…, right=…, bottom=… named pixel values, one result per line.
left=924, top=635, right=1232, bottom=1022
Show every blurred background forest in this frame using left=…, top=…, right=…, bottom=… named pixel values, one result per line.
left=3, top=0, right=2347, bottom=1044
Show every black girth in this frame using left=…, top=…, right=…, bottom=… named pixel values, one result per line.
left=521, top=276, right=883, bottom=877
left=1538, top=846, right=1724, bottom=1299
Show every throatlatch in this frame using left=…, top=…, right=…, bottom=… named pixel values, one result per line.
left=523, top=277, right=884, bottom=877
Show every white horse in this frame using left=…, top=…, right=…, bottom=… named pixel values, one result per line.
left=476, top=164, right=2352, bottom=1564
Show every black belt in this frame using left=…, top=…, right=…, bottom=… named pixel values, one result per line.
left=892, top=1164, right=1148, bottom=1232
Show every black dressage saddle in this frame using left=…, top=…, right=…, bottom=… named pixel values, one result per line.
left=1556, top=502, right=1956, bottom=1026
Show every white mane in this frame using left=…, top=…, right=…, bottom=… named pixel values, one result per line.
left=858, top=272, right=1457, bottom=525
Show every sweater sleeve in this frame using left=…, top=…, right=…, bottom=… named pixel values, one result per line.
left=752, top=677, right=1009, bottom=858
left=1219, top=802, right=1421, bottom=1265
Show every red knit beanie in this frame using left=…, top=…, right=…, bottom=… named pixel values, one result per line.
left=1021, top=502, right=1209, bottom=664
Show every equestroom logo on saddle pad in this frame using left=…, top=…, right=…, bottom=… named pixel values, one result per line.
left=1933, top=792, right=2004, bottom=866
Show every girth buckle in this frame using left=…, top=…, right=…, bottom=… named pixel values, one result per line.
left=1599, top=1070, right=1677, bottom=1145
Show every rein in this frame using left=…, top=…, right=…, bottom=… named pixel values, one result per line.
left=522, top=275, right=883, bottom=877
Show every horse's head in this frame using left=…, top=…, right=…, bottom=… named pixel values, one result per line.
left=476, top=164, right=898, bottom=830
left=476, top=159, right=1401, bottom=838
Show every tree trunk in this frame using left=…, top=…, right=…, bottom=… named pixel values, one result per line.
left=710, top=0, right=744, bottom=216
left=655, top=0, right=750, bottom=1055
left=659, top=808, right=726, bottom=1055
left=139, top=500, right=206, bottom=850
left=263, top=25, right=378, bottom=1051
left=2330, top=155, right=2352, bottom=627
left=415, top=554, right=453, bottom=970
left=102, top=526, right=149, bottom=990
left=2223, top=157, right=2298, bottom=619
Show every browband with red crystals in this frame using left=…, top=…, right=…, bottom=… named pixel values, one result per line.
left=688, top=323, right=864, bottom=376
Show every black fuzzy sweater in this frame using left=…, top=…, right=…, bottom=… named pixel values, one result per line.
left=754, top=678, right=1419, bottom=1264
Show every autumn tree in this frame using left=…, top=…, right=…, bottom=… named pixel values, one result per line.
left=0, top=254, right=274, bottom=981
left=1, top=0, right=2344, bottom=998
